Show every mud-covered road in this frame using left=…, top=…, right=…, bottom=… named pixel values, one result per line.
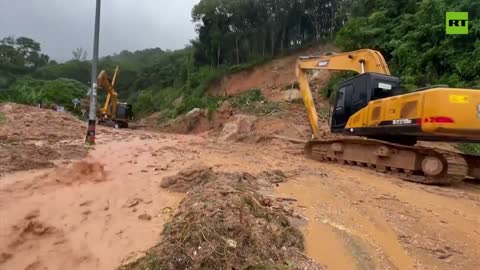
left=1, top=126, right=480, bottom=269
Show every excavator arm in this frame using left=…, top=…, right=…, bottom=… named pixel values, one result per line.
left=295, top=49, right=391, bottom=139
left=98, top=66, right=119, bottom=118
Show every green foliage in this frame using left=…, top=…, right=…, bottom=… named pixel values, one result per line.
left=133, top=87, right=183, bottom=118
left=230, top=89, right=264, bottom=107
left=227, top=57, right=272, bottom=73
left=192, top=0, right=349, bottom=66
left=229, top=89, right=281, bottom=115
left=457, top=143, right=480, bottom=155
left=33, top=60, right=90, bottom=85
left=0, top=36, right=50, bottom=88
left=335, top=0, right=480, bottom=88
left=3, top=78, right=88, bottom=112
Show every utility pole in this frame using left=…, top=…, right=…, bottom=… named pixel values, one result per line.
left=85, top=0, right=101, bottom=144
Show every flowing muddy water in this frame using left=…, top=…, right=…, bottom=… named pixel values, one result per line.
left=0, top=136, right=186, bottom=270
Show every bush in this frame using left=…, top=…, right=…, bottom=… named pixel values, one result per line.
left=227, top=57, right=272, bottom=74
left=4, top=78, right=88, bottom=112
left=229, top=89, right=281, bottom=115
left=457, top=143, right=480, bottom=155
left=229, top=89, right=264, bottom=107
left=133, top=87, right=184, bottom=118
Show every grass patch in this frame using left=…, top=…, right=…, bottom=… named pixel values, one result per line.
left=457, top=143, right=480, bottom=155
left=227, top=57, right=272, bottom=74
left=0, top=112, right=5, bottom=124
left=229, top=89, right=281, bottom=115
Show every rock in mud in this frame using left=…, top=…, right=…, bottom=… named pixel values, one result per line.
left=219, top=114, right=257, bottom=142
left=138, top=214, right=152, bottom=221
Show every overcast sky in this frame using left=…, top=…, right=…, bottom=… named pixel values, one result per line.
left=0, top=0, right=200, bottom=61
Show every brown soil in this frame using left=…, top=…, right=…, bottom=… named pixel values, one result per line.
left=0, top=103, right=91, bottom=174
left=146, top=103, right=235, bottom=135
left=0, top=103, right=85, bottom=141
left=125, top=168, right=319, bottom=270
left=207, top=44, right=338, bottom=101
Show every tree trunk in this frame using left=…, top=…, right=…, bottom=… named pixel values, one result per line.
left=236, top=36, right=240, bottom=65
left=271, top=27, right=275, bottom=57
left=330, top=2, right=336, bottom=39
left=280, top=24, right=287, bottom=54
left=217, top=46, right=221, bottom=67
left=210, top=51, right=213, bottom=68
left=262, top=30, right=266, bottom=57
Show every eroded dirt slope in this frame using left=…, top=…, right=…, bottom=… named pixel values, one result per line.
left=207, top=44, right=338, bottom=100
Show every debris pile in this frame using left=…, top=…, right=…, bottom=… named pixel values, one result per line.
left=0, top=103, right=85, bottom=141
left=122, top=168, right=320, bottom=270
left=0, top=103, right=88, bottom=174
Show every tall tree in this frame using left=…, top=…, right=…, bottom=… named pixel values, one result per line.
left=72, top=47, right=88, bottom=61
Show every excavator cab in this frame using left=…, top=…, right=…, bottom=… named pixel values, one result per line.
left=331, top=73, right=401, bottom=131
left=116, top=102, right=134, bottom=121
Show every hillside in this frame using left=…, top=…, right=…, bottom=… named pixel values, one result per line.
left=207, top=44, right=337, bottom=100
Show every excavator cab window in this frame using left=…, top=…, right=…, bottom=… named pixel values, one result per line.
left=331, top=73, right=401, bottom=132
left=370, top=76, right=401, bottom=100
left=332, top=85, right=352, bottom=130
left=335, top=87, right=346, bottom=110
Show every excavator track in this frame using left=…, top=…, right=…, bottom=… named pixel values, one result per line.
left=305, top=138, right=480, bottom=185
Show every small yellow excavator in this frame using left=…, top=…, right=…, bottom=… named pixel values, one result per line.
left=296, top=49, right=480, bottom=184
left=97, top=66, right=133, bottom=128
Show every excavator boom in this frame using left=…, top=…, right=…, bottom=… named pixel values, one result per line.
left=296, top=49, right=391, bottom=139
left=98, top=66, right=119, bottom=118
left=296, top=49, right=391, bottom=76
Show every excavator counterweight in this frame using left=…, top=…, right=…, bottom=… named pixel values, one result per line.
left=296, top=49, right=480, bottom=185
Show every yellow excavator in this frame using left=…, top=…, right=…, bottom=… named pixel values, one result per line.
left=296, top=49, right=480, bottom=184
left=97, top=66, right=133, bottom=128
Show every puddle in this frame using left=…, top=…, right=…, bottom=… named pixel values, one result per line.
left=276, top=175, right=415, bottom=270
left=277, top=177, right=358, bottom=269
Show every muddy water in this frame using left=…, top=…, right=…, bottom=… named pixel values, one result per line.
left=0, top=137, right=186, bottom=270
left=277, top=176, right=415, bottom=270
